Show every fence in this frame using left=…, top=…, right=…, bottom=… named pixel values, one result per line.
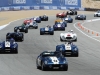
left=0, top=0, right=84, bottom=11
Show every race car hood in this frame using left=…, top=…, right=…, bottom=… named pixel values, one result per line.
left=61, top=33, right=74, bottom=37
left=44, top=56, right=65, bottom=64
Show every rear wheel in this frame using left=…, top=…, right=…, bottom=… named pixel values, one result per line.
left=25, top=29, right=28, bottom=33
left=60, top=37, right=63, bottom=41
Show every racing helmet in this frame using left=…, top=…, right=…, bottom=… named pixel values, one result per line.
left=70, top=30, right=73, bottom=32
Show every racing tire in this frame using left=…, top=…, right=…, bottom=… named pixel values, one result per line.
left=41, top=62, right=47, bottom=71
left=96, top=14, right=98, bottom=17
left=25, top=29, right=28, bottom=33
left=14, top=29, right=17, bottom=32
left=35, top=27, right=38, bottom=29
left=74, top=38, right=77, bottom=42
left=75, top=52, right=79, bottom=57
left=63, top=65, right=68, bottom=71
left=46, top=17, right=48, bottom=21
left=94, top=15, right=96, bottom=17
left=50, top=32, right=54, bottom=35
left=63, top=28, right=65, bottom=31
left=40, top=31, right=43, bottom=35
left=60, top=37, right=63, bottom=41
left=75, top=12, right=77, bottom=15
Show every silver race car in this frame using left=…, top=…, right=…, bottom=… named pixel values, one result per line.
left=60, top=30, right=77, bottom=42
left=26, top=21, right=38, bottom=29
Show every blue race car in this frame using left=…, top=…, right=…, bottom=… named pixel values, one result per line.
left=75, top=14, right=86, bottom=20
left=40, top=25, right=54, bottom=35
left=0, top=39, right=18, bottom=53
left=33, top=17, right=41, bottom=23
left=53, top=22, right=65, bottom=31
left=36, top=51, right=68, bottom=71
left=56, top=42, right=78, bottom=57
left=64, top=16, right=73, bottom=23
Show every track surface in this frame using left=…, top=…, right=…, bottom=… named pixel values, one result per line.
left=0, top=15, right=100, bottom=75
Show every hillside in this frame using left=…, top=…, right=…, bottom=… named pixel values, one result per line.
left=82, top=0, right=100, bottom=8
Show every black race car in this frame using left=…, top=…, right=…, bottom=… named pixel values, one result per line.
left=67, top=10, right=77, bottom=15
left=39, top=15, right=48, bottom=21
left=14, top=25, right=28, bottom=33
left=75, top=14, right=86, bottom=20
left=6, top=32, right=24, bottom=41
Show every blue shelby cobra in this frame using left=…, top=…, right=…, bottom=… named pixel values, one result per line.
left=40, top=26, right=54, bottom=35
left=53, top=22, right=65, bottom=31
left=56, top=42, right=78, bottom=57
left=33, top=17, right=41, bottom=23
left=0, top=40, right=18, bottom=53
left=64, top=16, right=73, bottom=23
left=36, top=51, right=68, bottom=71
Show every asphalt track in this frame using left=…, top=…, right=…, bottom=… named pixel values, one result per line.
left=0, top=14, right=100, bottom=75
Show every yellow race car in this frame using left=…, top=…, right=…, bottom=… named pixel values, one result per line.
left=55, top=19, right=63, bottom=24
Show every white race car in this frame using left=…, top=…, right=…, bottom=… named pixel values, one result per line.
left=60, top=30, right=77, bottom=42
left=94, top=10, right=100, bottom=17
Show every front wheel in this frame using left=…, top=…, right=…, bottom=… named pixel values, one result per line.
left=41, top=62, right=47, bottom=71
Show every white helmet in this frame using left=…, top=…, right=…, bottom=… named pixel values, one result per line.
left=70, top=30, right=73, bottom=32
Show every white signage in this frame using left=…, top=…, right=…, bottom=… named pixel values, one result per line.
left=65, top=0, right=78, bottom=5
left=13, top=0, right=26, bottom=4
left=41, top=0, right=52, bottom=3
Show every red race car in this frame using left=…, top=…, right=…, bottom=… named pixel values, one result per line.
left=24, top=19, right=33, bottom=25
left=56, top=12, right=67, bottom=18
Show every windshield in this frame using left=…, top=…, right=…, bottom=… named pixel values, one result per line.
left=42, top=52, right=61, bottom=57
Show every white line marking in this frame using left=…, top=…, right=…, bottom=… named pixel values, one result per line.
left=74, top=22, right=100, bottom=43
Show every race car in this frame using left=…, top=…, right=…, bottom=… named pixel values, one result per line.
left=53, top=22, right=65, bottom=31
left=60, top=30, right=77, bottom=42
left=94, top=10, right=100, bottom=17
left=63, top=16, right=73, bottom=23
left=39, top=14, right=48, bottom=21
left=23, top=19, right=32, bottom=25
left=36, top=51, right=68, bottom=71
left=26, top=21, right=38, bottom=29
left=67, top=10, right=77, bottom=15
left=14, top=24, right=28, bottom=33
left=75, top=14, right=86, bottom=20
left=6, top=32, right=24, bottom=41
left=40, top=25, right=54, bottom=35
left=0, top=40, right=18, bottom=53
left=56, top=12, right=67, bottom=18
left=33, top=16, right=41, bottom=23
left=56, top=42, right=78, bottom=57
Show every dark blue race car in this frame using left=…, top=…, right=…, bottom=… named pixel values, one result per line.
left=64, top=16, right=73, bottom=23
left=36, top=51, right=68, bottom=71
left=0, top=39, right=18, bottom=53
left=33, top=17, right=41, bottom=23
left=75, top=14, right=86, bottom=20
left=56, top=42, right=78, bottom=57
left=53, top=22, right=65, bottom=31
left=40, top=25, right=54, bottom=35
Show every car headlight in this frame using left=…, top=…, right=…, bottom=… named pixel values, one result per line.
left=74, top=48, right=77, bottom=51
left=63, top=60, right=67, bottom=64
left=44, top=61, right=48, bottom=64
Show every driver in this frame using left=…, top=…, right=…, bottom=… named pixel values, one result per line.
left=10, top=38, right=15, bottom=43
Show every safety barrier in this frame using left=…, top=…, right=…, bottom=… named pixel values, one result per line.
left=0, top=0, right=84, bottom=11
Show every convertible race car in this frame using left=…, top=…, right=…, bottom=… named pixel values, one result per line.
left=26, top=21, right=38, bottom=29
left=63, top=16, right=73, bottom=23
left=67, top=10, right=77, bottom=15
left=14, top=24, right=28, bottom=33
left=24, top=19, right=32, bottom=25
left=0, top=40, right=18, bottom=53
left=60, top=30, right=77, bottom=42
left=39, top=14, right=48, bottom=21
left=33, top=16, right=41, bottom=23
left=55, top=19, right=67, bottom=27
left=40, top=25, right=54, bottom=35
left=53, top=22, right=65, bottom=31
left=56, top=42, right=78, bottom=57
left=94, top=10, right=100, bottom=17
left=36, top=51, right=68, bottom=71
left=6, top=32, right=24, bottom=41
left=75, top=14, right=86, bottom=20
left=56, top=12, right=67, bottom=18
